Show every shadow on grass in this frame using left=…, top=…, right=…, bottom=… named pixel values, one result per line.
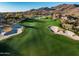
left=21, top=25, right=38, bottom=29
left=20, top=18, right=45, bottom=23
left=0, top=42, right=21, bottom=56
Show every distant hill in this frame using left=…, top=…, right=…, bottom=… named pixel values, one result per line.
left=24, top=4, right=79, bottom=17
left=1, top=4, right=79, bottom=25
left=52, top=4, right=79, bottom=17
left=1, top=4, right=79, bottom=17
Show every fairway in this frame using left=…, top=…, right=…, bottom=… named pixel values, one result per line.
left=1, top=18, right=79, bottom=56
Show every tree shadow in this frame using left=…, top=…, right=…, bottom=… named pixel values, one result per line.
left=20, top=18, right=45, bottom=23
left=0, top=42, right=21, bottom=56
left=21, top=25, right=38, bottom=29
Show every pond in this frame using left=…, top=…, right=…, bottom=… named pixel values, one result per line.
left=0, top=24, right=22, bottom=36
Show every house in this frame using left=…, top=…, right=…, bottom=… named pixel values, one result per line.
left=60, top=14, right=79, bottom=31
left=61, top=14, right=78, bottom=23
left=61, top=14, right=68, bottom=20
left=52, top=10, right=62, bottom=20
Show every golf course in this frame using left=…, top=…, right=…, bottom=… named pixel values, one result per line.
left=1, top=17, right=79, bottom=56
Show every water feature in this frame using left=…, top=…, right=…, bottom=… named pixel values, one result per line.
left=0, top=24, right=22, bottom=36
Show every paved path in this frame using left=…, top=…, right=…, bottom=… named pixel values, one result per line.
left=0, top=27, right=23, bottom=41
left=50, top=26, right=79, bottom=40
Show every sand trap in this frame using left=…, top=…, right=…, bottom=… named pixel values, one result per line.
left=50, top=26, right=79, bottom=40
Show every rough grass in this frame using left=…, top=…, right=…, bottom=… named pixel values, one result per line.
left=0, top=18, right=79, bottom=56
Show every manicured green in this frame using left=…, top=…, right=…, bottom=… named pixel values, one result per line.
left=1, top=18, right=79, bottom=56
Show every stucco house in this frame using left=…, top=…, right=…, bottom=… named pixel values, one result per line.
left=52, top=10, right=62, bottom=20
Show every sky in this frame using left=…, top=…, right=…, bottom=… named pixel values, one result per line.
left=0, top=2, right=79, bottom=12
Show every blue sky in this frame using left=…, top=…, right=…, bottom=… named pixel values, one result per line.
left=0, top=2, right=79, bottom=12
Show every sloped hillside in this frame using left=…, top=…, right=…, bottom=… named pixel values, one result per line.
left=66, top=7, right=79, bottom=17
left=54, top=4, right=79, bottom=17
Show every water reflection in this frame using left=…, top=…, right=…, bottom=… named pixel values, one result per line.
left=0, top=24, right=22, bottom=36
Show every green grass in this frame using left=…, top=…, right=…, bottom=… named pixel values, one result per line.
left=1, top=18, right=79, bottom=56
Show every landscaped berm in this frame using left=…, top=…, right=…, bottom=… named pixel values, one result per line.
left=0, top=17, right=79, bottom=56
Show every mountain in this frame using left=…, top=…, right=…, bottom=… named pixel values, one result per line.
left=1, top=4, right=79, bottom=22
left=53, top=4, right=79, bottom=17
left=23, top=4, right=79, bottom=18
left=54, top=4, right=76, bottom=11
left=65, top=7, right=79, bottom=17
